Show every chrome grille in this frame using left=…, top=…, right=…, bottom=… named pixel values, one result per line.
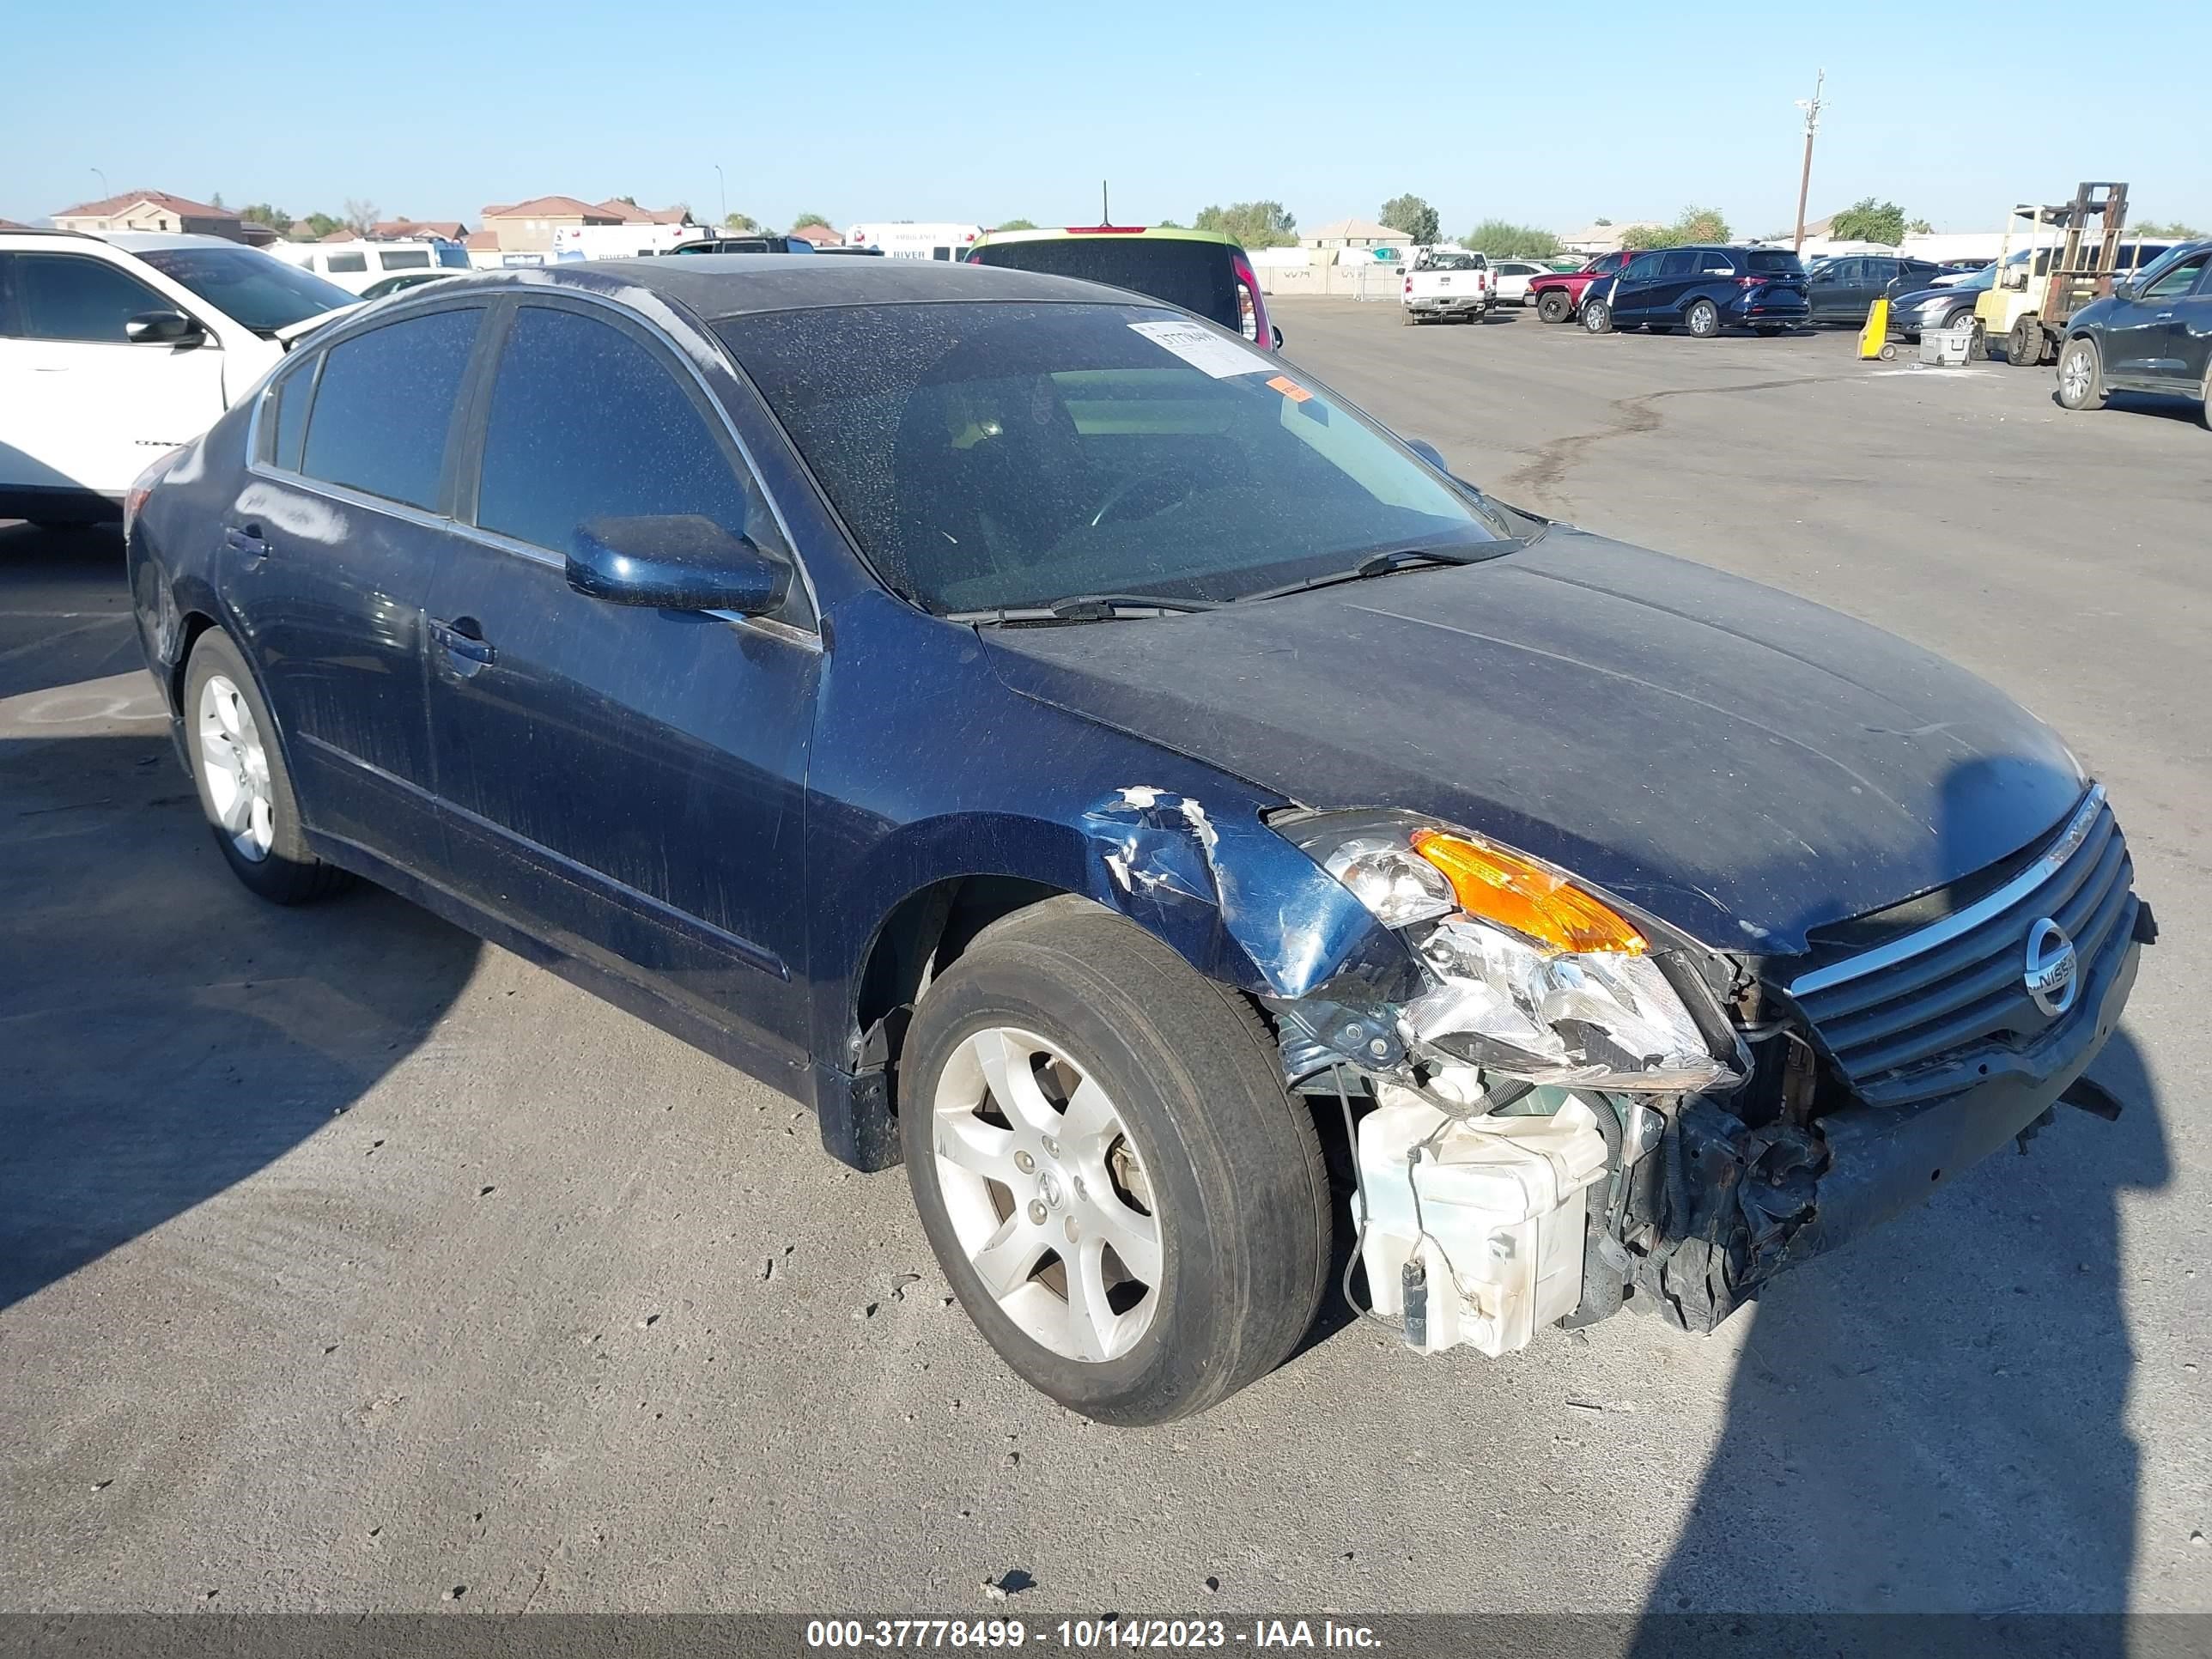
left=1788, top=787, right=2135, bottom=1101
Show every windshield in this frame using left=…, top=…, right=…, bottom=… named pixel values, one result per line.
left=718, top=301, right=1513, bottom=614
left=966, top=240, right=1239, bottom=331
left=132, top=246, right=354, bottom=334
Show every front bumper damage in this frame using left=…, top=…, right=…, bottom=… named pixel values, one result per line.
left=1076, top=782, right=2150, bottom=1355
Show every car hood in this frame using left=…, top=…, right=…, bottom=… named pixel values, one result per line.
left=1892, top=283, right=1968, bottom=309
left=983, top=530, right=2085, bottom=957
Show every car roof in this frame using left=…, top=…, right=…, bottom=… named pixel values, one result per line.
left=95, top=231, right=266, bottom=252
left=414, top=254, right=1160, bottom=323
left=970, top=226, right=1240, bottom=251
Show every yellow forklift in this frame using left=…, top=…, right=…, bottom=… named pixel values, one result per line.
left=1975, top=181, right=2134, bottom=368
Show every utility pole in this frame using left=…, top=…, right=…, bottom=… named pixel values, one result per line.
left=714, top=163, right=726, bottom=227
left=1792, top=69, right=1825, bottom=252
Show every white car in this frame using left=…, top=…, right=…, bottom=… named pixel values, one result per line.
left=272, top=237, right=475, bottom=295
left=1488, top=259, right=1552, bottom=305
left=0, top=229, right=356, bottom=525
left=1401, top=249, right=1491, bottom=323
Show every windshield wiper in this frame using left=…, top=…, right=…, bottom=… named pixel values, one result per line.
left=1237, top=544, right=1515, bottom=605
left=945, top=592, right=1224, bottom=625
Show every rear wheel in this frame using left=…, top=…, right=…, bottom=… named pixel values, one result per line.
left=1538, top=290, right=1571, bottom=325
left=1685, top=299, right=1721, bottom=338
left=2056, top=337, right=2106, bottom=410
left=183, top=631, right=351, bottom=904
left=1582, top=298, right=1613, bottom=334
left=900, top=897, right=1330, bottom=1425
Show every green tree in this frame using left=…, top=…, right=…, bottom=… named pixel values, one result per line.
left=1828, top=197, right=1907, bottom=245
left=1155, top=217, right=1185, bottom=229
left=299, top=211, right=345, bottom=240
left=1593, top=216, right=1613, bottom=227
left=2136, top=218, right=2205, bottom=238
left=1622, top=205, right=1732, bottom=251
left=240, top=203, right=293, bottom=235
left=1462, top=219, right=1561, bottom=258
left=791, top=211, right=832, bottom=230
left=1906, top=217, right=1933, bottom=234
left=994, top=218, right=1037, bottom=231
left=1378, top=193, right=1440, bottom=245
left=1193, top=201, right=1297, bottom=248
left=722, top=210, right=758, bottom=231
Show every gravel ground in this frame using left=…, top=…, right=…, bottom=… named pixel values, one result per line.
left=2, top=301, right=2206, bottom=1618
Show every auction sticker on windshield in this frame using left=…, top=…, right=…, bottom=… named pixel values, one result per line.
left=1128, top=319, right=1268, bottom=378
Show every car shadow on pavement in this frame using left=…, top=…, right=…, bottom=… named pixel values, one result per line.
left=0, top=523, right=482, bottom=1311
left=1630, top=751, right=2167, bottom=1639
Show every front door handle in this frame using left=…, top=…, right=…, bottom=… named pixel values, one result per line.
left=428, top=616, right=495, bottom=674
left=223, top=522, right=269, bottom=561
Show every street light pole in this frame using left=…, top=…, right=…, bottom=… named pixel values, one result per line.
left=1791, top=69, right=1825, bottom=253
left=714, top=164, right=726, bottom=228
left=90, top=165, right=109, bottom=199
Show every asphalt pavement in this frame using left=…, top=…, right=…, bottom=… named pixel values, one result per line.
left=3, top=301, right=2206, bottom=1619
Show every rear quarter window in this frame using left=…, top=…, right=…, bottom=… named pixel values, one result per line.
left=969, top=240, right=1240, bottom=331
left=299, top=307, right=480, bottom=510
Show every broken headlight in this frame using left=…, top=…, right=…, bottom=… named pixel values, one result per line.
left=1284, top=810, right=1737, bottom=1092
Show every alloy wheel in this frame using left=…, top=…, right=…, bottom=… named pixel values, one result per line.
left=2058, top=343, right=2096, bottom=406
left=930, top=1025, right=1162, bottom=1363
left=197, top=674, right=275, bottom=862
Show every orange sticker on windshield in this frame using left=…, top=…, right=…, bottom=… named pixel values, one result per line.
left=1266, top=374, right=1314, bottom=403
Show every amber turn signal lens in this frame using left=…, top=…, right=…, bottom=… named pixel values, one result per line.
left=1409, top=830, right=1648, bottom=956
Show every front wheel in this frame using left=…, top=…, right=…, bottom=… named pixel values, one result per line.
left=2056, top=337, right=2106, bottom=410
left=2008, top=317, right=2045, bottom=367
left=1685, top=299, right=1720, bottom=338
left=1538, top=290, right=1571, bottom=325
left=901, top=897, right=1329, bottom=1425
left=183, top=630, right=351, bottom=904
left=1582, top=299, right=1614, bottom=334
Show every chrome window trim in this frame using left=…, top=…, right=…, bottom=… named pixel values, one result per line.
left=242, top=286, right=822, bottom=653
left=1788, top=785, right=2108, bottom=999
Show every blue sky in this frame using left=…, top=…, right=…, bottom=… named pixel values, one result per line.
left=8, top=0, right=2208, bottom=238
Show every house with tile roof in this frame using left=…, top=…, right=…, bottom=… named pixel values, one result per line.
left=47, top=190, right=269, bottom=245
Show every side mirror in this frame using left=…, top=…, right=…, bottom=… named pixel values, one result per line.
left=566, top=514, right=791, bottom=616
left=126, top=309, right=204, bottom=346
left=1272, top=325, right=1285, bottom=350
left=1406, top=438, right=1449, bottom=472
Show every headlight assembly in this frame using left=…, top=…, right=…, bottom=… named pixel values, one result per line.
left=1281, top=810, right=1738, bottom=1093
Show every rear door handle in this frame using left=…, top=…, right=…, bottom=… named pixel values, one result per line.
left=428, top=617, right=495, bottom=672
left=223, top=523, right=269, bottom=560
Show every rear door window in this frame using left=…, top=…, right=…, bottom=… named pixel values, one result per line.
left=969, top=239, right=1239, bottom=331
left=299, top=307, right=481, bottom=510
left=1658, top=250, right=1698, bottom=277
left=471, top=303, right=797, bottom=613
left=13, top=252, right=172, bottom=342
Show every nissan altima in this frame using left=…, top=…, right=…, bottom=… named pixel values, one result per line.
left=126, top=258, right=2151, bottom=1424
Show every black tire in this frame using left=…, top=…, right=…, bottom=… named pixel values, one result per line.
left=2008, top=317, right=2045, bottom=367
left=182, top=630, right=350, bottom=905
left=1582, top=298, right=1613, bottom=334
left=1537, top=290, right=1571, bottom=325
left=900, top=896, right=1329, bottom=1425
left=2055, top=337, right=2107, bottom=411
left=1685, top=299, right=1721, bottom=338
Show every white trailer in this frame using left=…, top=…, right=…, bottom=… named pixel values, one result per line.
left=846, top=222, right=983, bottom=261
left=551, top=223, right=711, bottom=262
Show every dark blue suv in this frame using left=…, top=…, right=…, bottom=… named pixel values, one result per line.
left=1582, top=246, right=1810, bottom=337
left=124, top=257, right=2146, bottom=1423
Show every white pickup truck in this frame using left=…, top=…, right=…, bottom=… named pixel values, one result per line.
left=1401, top=249, right=1491, bottom=324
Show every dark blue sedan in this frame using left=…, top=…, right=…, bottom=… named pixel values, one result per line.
left=127, top=258, right=2147, bottom=1421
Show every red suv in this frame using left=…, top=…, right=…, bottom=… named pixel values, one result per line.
left=1528, top=251, right=1634, bottom=325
